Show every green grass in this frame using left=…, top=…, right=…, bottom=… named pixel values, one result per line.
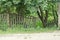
left=0, top=26, right=57, bottom=34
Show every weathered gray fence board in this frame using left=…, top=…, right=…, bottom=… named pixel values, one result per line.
left=0, top=14, right=37, bottom=28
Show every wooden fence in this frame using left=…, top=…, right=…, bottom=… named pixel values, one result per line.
left=0, top=13, right=37, bottom=28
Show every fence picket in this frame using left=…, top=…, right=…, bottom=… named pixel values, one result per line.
left=0, top=14, right=37, bottom=28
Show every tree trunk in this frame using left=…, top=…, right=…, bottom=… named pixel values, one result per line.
left=37, top=6, right=48, bottom=28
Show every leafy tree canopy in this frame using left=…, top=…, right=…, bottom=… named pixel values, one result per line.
left=0, top=0, right=49, bottom=14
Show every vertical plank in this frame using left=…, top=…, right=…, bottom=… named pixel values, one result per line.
left=58, top=3, right=60, bottom=29
left=7, top=14, right=10, bottom=27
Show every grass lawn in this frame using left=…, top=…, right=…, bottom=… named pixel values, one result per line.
left=0, top=26, right=57, bottom=34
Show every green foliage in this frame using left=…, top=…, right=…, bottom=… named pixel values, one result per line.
left=0, top=0, right=48, bottom=13
left=36, top=20, right=42, bottom=28
left=0, top=20, right=8, bottom=31
left=13, top=0, right=21, bottom=4
left=0, top=0, right=58, bottom=31
left=0, top=0, right=57, bottom=15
